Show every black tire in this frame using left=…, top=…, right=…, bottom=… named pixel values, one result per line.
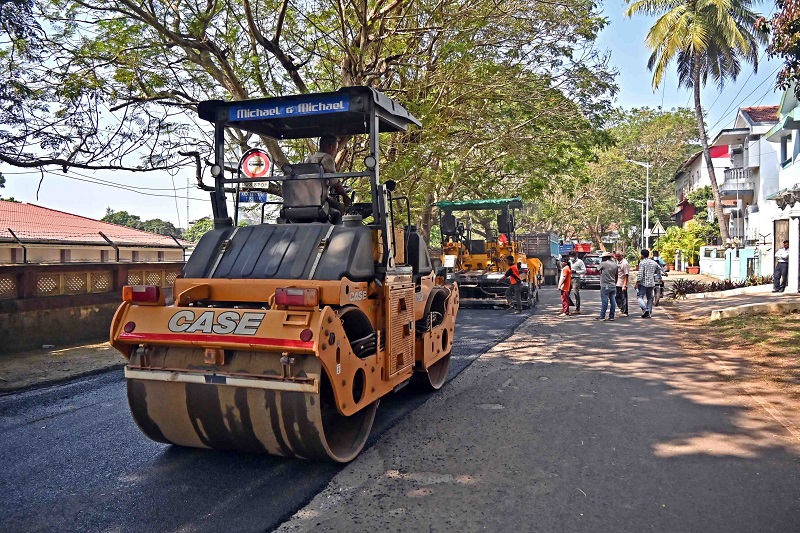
left=653, top=286, right=662, bottom=306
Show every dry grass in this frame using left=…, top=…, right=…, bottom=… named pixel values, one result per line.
left=700, top=312, right=800, bottom=396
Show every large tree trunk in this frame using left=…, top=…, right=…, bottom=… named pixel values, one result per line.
left=693, top=62, right=731, bottom=243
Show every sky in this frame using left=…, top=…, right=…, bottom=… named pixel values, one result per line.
left=1, top=1, right=786, bottom=229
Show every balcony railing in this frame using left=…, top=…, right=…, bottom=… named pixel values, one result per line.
left=722, top=168, right=755, bottom=190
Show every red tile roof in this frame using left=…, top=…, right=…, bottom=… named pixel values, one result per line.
left=0, top=202, right=189, bottom=248
left=741, top=105, right=779, bottom=123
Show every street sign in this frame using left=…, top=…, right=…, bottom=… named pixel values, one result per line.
left=650, top=220, right=665, bottom=236
left=239, top=191, right=269, bottom=203
left=239, top=148, right=272, bottom=179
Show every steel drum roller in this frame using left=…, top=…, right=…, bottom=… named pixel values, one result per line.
left=126, top=347, right=378, bottom=462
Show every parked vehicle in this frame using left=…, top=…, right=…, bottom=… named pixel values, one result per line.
left=581, top=253, right=602, bottom=288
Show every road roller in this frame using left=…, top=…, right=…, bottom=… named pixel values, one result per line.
left=110, top=87, right=459, bottom=462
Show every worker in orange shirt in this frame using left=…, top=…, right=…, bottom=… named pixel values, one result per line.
left=503, top=254, right=522, bottom=314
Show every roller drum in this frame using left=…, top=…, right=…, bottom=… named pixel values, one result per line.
left=126, top=348, right=378, bottom=463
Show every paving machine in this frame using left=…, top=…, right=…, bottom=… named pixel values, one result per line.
left=110, top=87, right=459, bottom=462
left=436, top=197, right=541, bottom=307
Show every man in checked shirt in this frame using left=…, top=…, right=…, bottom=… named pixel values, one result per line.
left=635, top=249, right=658, bottom=318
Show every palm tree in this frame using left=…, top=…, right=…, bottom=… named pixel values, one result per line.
left=625, top=0, right=767, bottom=243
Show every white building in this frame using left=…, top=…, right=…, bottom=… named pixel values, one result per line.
left=708, top=106, right=781, bottom=247
left=764, top=89, right=800, bottom=293
left=672, top=147, right=731, bottom=228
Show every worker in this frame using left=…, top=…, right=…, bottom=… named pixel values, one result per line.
left=503, top=254, right=522, bottom=314
left=305, top=135, right=352, bottom=214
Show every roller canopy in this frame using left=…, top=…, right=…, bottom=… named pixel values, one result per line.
left=197, top=86, right=421, bottom=139
left=434, top=197, right=523, bottom=211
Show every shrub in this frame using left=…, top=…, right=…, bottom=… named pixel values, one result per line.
left=667, top=275, right=774, bottom=299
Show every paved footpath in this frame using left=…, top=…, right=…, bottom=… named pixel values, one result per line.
left=278, top=287, right=800, bottom=533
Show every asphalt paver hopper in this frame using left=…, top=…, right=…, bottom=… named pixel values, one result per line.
left=110, top=87, right=460, bottom=462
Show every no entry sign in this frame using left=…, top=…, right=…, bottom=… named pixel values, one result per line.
left=239, top=148, right=272, bottom=179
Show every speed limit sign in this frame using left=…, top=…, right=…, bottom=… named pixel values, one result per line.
left=239, top=148, right=272, bottom=179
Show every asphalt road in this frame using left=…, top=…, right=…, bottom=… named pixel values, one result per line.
left=0, top=304, right=534, bottom=533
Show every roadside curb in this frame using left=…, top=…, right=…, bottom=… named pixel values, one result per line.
left=709, top=300, right=800, bottom=322
left=0, top=363, right=124, bottom=396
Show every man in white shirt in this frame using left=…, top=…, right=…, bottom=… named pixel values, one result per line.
left=615, top=252, right=630, bottom=316
left=773, top=240, right=790, bottom=293
left=568, top=251, right=586, bottom=315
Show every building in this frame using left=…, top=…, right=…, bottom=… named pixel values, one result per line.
left=0, top=202, right=188, bottom=263
left=671, top=147, right=731, bottom=227
left=672, top=106, right=783, bottom=280
left=707, top=106, right=781, bottom=247
left=764, top=88, right=800, bottom=293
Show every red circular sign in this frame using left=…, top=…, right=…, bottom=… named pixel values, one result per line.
left=240, top=149, right=272, bottom=179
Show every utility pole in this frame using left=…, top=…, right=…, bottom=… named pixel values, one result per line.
left=628, top=198, right=646, bottom=249
left=626, top=160, right=651, bottom=249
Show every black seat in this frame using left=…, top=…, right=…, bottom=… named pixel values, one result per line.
left=405, top=226, right=433, bottom=282
left=441, top=213, right=457, bottom=236
left=279, top=163, right=340, bottom=223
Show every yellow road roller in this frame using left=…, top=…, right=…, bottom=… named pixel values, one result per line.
left=110, top=87, right=459, bottom=462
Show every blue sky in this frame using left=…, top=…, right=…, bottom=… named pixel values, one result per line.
left=598, top=0, right=783, bottom=133
left=2, top=2, right=786, bottom=227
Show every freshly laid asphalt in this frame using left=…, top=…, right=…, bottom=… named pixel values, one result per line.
left=0, top=302, right=533, bottom=533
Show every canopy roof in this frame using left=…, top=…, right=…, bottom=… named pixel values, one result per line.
left=197, top=86, right=421, bottom=139
left=434, top=197, right=523, bottom=211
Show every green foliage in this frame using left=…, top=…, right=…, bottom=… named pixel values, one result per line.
left=102, top=208, right=143, bottom=229
left=757, top=1, right=800, bottom=95
left=102, top=208, right=182, bottom=238
left=1, top=0, right=616, bottom=243
left=529, top=106, right=699, bottom=248
left=625, top=0, right=767, bottom=244
left=183, top=218, right=214, bottom=243
left=669, top=275, right=774, bottom=298
left=656, top=220, right=708, bottom=266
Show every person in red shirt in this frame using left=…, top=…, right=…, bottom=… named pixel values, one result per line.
left=558, top=257, right=571, bottom=316
left=503, top=255, right=522, bottom=314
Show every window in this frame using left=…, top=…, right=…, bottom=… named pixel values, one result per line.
left=60, top=249, right=71, bottom=262
left=157, top=251, right=165, bottom=262
left=132, top=251, right=140, bottom=262
left=780, top=136, right=791, bottom=166
left=101, top=250, right=109, bottom=263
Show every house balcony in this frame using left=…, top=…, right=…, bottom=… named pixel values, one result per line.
left=719, top=168, right=754, bottom=202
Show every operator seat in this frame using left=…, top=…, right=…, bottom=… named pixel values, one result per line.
left=279, top=163, right=341, bottom=223
left=405, top=225, right=433, bottom=283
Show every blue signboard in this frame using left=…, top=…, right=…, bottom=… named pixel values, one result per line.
left=239, top=191, right=270, bottom=203
left=559, top=243, right=574, bottom=255
left=229, top=95, right=349, bottom=122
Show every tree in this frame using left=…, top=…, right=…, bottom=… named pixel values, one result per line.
left=625, top=0, right=768, bottom=244
left=183, top=218, right=215, bottom=243
left=529, top=107, right=699, bottom=249
left=101, top=209, right=144, bottom=230
left=757, top=0, right=800, bottom=96
left=102, top=208, right=183, bottom=237
left=1, top=0, right=615, bottom=231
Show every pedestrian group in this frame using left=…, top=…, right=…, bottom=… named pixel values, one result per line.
left=558, top=249, right=665, bottom=319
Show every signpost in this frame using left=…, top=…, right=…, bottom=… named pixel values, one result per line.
left=650, top=220, right=665, bottom=237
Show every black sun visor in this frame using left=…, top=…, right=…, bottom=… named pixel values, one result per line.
left=197, top=86, right=421, bottom=139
